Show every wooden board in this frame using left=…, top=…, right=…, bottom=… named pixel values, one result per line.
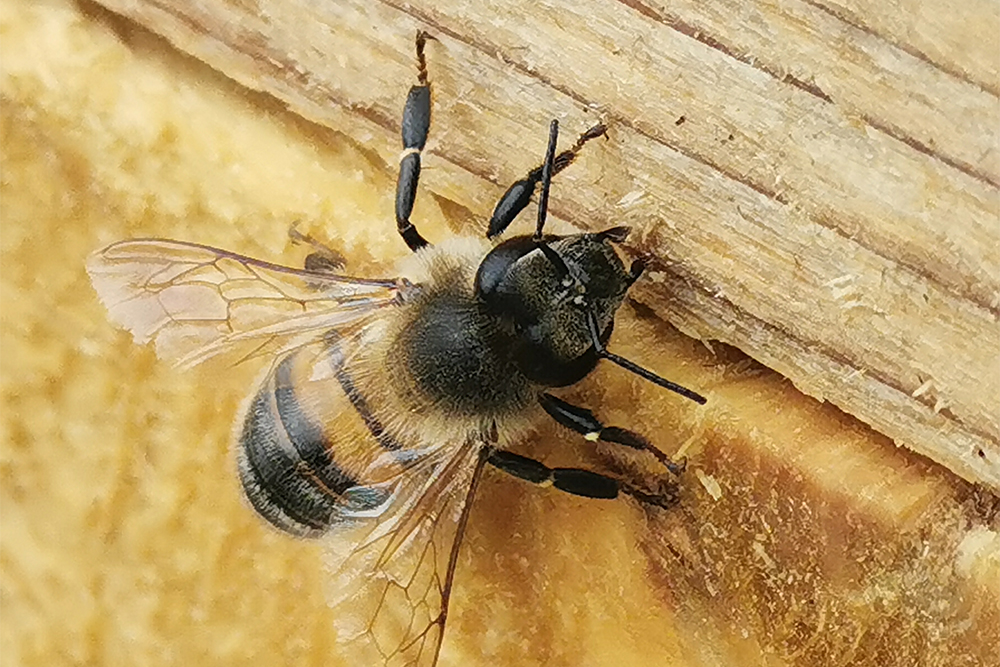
left=1, top=1, right=997, bottom=666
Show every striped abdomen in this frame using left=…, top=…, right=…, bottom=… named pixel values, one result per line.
left=237, top=339, right=404, bottom=537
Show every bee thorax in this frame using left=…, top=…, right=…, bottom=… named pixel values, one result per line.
left=394, top=290, right=534, bottom=418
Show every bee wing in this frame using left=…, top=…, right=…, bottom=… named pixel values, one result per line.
left=324, top=437, right=490, bottom=667
left=87, top=239, right=412, bottom=368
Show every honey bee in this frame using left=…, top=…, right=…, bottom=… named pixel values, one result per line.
left=87, top=32, right=706, bottom=667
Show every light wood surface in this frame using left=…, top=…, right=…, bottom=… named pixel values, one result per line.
left=1, top=1, right=997, bottom=666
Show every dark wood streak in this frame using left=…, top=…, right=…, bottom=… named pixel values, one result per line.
left=861, top=115, right=1000, bottom=188
left=801, top=0, right=1000, bottom=98
left=623, top=0, right=1000, bottom=185
left=617, top=0, right=835, bottom=103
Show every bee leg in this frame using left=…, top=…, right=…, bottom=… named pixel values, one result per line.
left=487, top=122, right=608, bottom=239
left=539, top=393, right=687, bottom=476
left=395, top=31, right=435, bottom=252
left=288, top=226, right=346, bottom=273
left=487, top=450, right=676, bottom=509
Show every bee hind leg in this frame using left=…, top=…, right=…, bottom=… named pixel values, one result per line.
left=539, top=393, right=687, bottom=476
left=395, top=31, right=436, bottom=252
left=486, top=449, right=676, bottom=510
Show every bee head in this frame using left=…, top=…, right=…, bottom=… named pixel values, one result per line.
left=475, top=227, right=635, bottom=387
left=472, top=119, right=705, bottom=403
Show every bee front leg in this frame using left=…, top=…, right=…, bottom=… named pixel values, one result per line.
left=395, top=31, right=435, bottom=252
left=538, top=393, right=687, bottom=476
left=486, top=450, right=676, bottom=510
left=487, top=123, right=608, bottom=239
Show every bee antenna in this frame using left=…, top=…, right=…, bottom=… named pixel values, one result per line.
left=536, top=241, right=570, bottom=278
left=534, top=119, right=560, bottom=241
left=532, top=120, right=572, bottom=279
left=585, top=312, right=707, bottom=404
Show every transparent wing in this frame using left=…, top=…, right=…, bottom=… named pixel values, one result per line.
left=326, top=438, right=490, bottom=667
left=87, top=239, right=414, bottom=368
